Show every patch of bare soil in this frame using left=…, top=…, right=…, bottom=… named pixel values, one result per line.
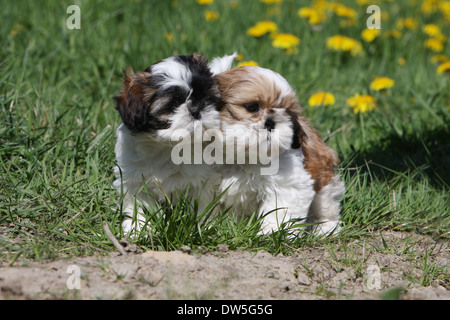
left=0, top=231, right=449, bottom=300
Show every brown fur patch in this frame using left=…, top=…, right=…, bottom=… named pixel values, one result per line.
left=285, top=104, right=338, bottom=192
left=116, top=67, right=152, bottom=104
left=297, top=114, right=339, bottom=192
left=115, top=67, right=155, bottom=133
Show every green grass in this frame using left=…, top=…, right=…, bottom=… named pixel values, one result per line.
left=1, top=0, right=449, bottom=262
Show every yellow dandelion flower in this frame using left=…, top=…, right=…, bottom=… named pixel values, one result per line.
left=247, top=21, right=278, bottom=37
left=205, top=10, right=219, bottom=21
left=298, top=7, right=314, bottom=18
left=346, top=94, right=376, bottom=114
left=260, top=0, right=283, bottom=4
left=422, top=0, right=440, bottom=14
left=396, top=18, right=418, bottom=30
left=361, top=28, right=380, bottom=43
left=271, top=33, right=300, bottom=49
left=308, top=92, right=336, bottom=107
left=440, top=2, right=450, bottom=21
left=298, top=7, right=326, bottom=25
left=10, top=23, right=23, bottom=36
left=398, top=57, right=406, bottom=65
left=326, top=35, right=362, bottom=56
left=423, top=24, right=442, bottom=37
left=403, top=18, right=418, bottom=29
left=345, top=38, right=362, bottom=55
left=332, top=4, right=357, bottom=26
left=431, top=33, right=447, bottom=43
left=237, top=60, right=259, bottom=67
left=312, top=0, right=332, bottom=12
left=339, top=18, right=356, bottom=28
left=356, top=0, right=371, bottom=5
left=267, top=6, right=281, bottom=16
left=230, top=0, right=239, bottom=9
left=285, top=47, right=299, bottom=55
left=370, top=77, right=395, bottom=91
left=164, top=32, right=174, bottom=43
left=326, top=35, right=344, bottom=50
left=333, top=4, right=357, bottom=20
left=431, top=54, right=448, bottom=63
left=383, top=30, right=402, bottom=39
left=437, top=61, right=450, bottom=74
left=424, top=38, right=444, bottom=52
left=197, top=0, right=214, bottom=5
left=441, top=1, right=450, bottom=12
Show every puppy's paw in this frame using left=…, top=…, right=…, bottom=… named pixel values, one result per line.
left=310, top=219, right=341, bottom=237
left=122, top=216, right=147, bottom=239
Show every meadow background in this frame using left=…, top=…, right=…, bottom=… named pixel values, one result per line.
left=0, top=0, right=449, bottom=261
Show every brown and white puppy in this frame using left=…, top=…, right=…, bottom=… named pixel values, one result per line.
left=113, top=53, right=236, bottom=235
left=214, top=66, right=345, bottom=235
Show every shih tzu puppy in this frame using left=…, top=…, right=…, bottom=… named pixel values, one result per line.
left=213, top=66, right=345, bottom=235
left=113, top=53, right=236, bottom=235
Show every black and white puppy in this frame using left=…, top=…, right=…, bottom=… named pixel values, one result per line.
left=113, top=53, right=236, bottom=235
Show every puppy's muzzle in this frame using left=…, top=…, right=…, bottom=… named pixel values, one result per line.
left=185, top=99, right=202, bottom=120
left=189, top=106, right=202, bottom=119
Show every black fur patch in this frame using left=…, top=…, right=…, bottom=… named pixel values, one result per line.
left=287, top=109, right=307, bottom=149
left=115, top=54, right=220, bottom=134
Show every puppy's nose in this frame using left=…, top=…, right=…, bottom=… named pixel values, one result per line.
left=264, top=119, right=275, bottom=131
left=190, top=108, right=201, bottom=120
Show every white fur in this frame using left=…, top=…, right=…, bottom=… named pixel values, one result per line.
left=150, top=57, right=192, bottom=91
left=114, top=123, right=222, bottom=235
left=221, top=108, right=294, bottom=160
left=209, top=52, right=238, bottom=76
left=253, top=67, right=293, bottom=104
left=219, top=149, right=315, bottom=234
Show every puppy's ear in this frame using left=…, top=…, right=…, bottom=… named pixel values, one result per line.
left=209, top=52, right=238, bottom=76
left=282, top=95, right=306, bottom=149
left=284, top=95, right=339, bottom=191
left=287, top=109, right=306, bottom=150
left=192, top=52, right=205, bottom=61
left=114, top=67, right=153, bottom=133
left=294, top=113, right=339, bottom=192
left=189, top=52, right=208, bottom=67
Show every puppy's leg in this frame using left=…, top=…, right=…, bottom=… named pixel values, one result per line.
left=292, top=115, right=345, bottom=236
left=306, top=176, right=345, bottom=236
left=258, top=190, right=314, bottom=235
left=258, top=204, right=288, bottom=235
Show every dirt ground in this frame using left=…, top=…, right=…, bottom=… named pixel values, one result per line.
left=0, top=231, right=449, bottom=300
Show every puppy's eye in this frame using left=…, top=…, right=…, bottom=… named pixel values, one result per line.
left=244, top=103, right=260, bottom=113
left=166, top=100, right=180, bottom=113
